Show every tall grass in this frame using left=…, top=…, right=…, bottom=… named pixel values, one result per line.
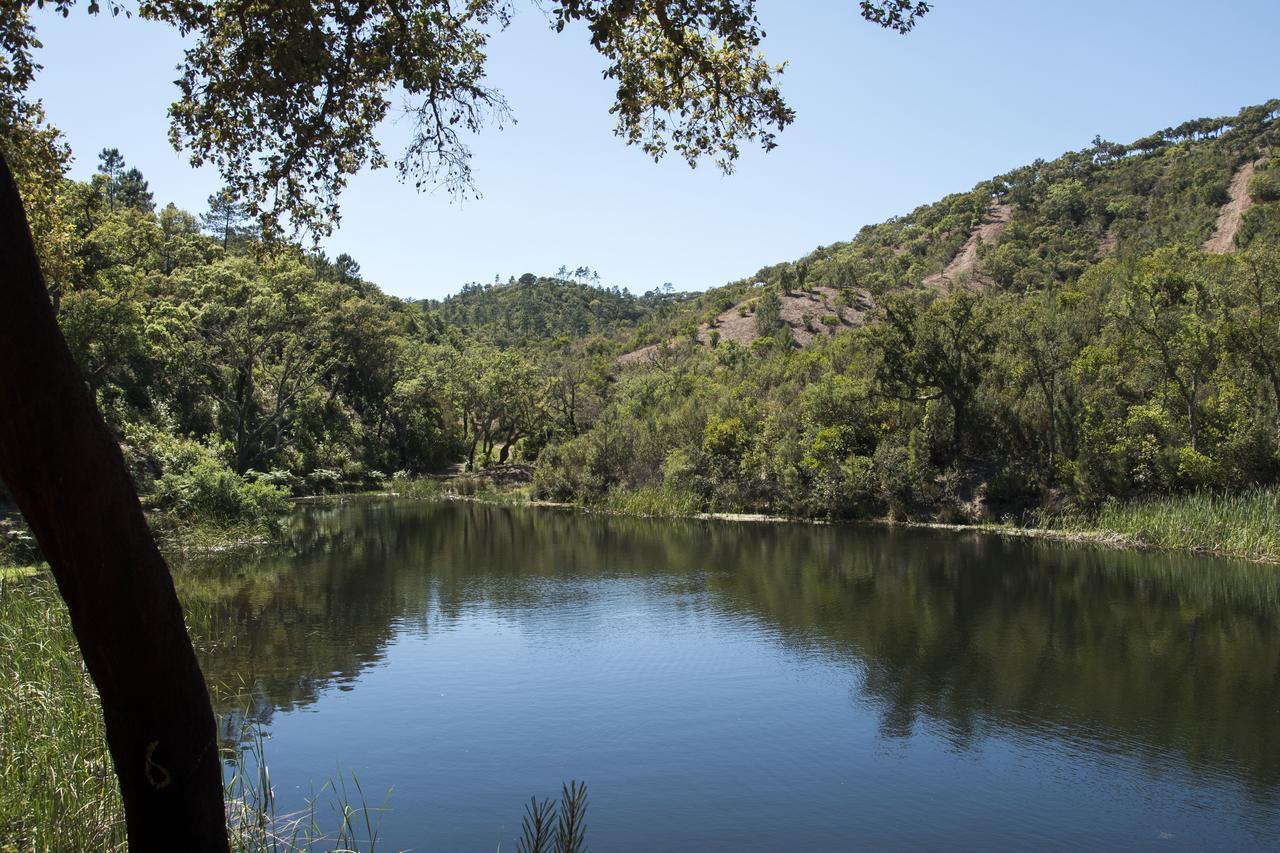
left=0, top=573, right=125, bottom=850
left=0, top=572, right=386, bottom=852
left=600, top=485, right=702, bottom=518
left=224, top=724, right=386, bottom=852
left=1035, top=487, right=1280, bottom=562
left=390, top=475, right=531, bottom=505
left=388, top=476, right=446, bottom=500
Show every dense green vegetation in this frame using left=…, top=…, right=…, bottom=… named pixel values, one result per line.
left=535, top=101, right=1280, bottom=540
left=4, top=149, right=624, bottom=525
left=426, top=268, right=693, bottom=348
left=5, top=102, right=1280, bottom=557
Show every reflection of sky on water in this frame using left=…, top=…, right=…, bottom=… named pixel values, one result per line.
left=182, top=499, right=1280, bottom=851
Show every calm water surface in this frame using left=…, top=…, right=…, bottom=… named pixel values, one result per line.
left=180, top=499, right=1280, bottom=851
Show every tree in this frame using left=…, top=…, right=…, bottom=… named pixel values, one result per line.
left=873, top=289, right=995, bottom=457
left=97, top=146, right=124, bottom=184
left=98, top=147, right=154, bottom=211
left=201, top=187, right=249, bottom=249
left=190, top=255, right=335, bottom=474
left=0, top=152, right=229, bottom=851
left=333, top=252, right=361, bottom=284
left=1223, top=247, right=1280, bottom=422
left=1112, top=247, right=1219, bottom=452
left=0, top=1, right=931, bottom=846
left=755, top=289, right=785, bottom=339
left=997, top=288, right=1078, bottom=468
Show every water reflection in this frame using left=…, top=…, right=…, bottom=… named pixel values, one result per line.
left=176, top=498, right=1280, bottom=845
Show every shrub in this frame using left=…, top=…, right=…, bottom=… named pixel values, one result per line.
left=306, top=468, right=343, bottom=493
left=702, top=417, right=746, bottom=461
left=152, top=454, right=290, bottom=523
left=0, top=519, right=41, bottom=567
left=1177, top=447, right=1224, bottom=489
left=1248, top=170, right=1280, bottom=204
left=533, top=436, right=608, bottom=502
left=662, top=448, right=703, bottom=496
left=247, top=468, right=304, bottom=495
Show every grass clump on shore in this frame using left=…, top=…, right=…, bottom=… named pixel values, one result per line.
left=1036, top=487, right=1280, bottom=563
left=390, top=474, right=532, bottom=505
left=0, top=572, right=125, bottom=850
left=600, top=485, right=703, bottom=518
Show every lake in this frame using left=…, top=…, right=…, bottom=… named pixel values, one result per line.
left=180, top=498, right=1280, bottom=851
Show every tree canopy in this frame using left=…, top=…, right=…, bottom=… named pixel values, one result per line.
left=4, top=0, right=931, bottom=237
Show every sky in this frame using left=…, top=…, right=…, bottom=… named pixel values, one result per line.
left=26, top=0, right=1280, bottom=301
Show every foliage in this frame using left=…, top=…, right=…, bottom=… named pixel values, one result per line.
left=150, top=446, right=291, bottom=525
left=0, top=1, right=930, bottom=236
left=6, top=95, right=1280, bottom=539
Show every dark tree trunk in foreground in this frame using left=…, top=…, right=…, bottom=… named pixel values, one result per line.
left=0, top=154, right=228, bottom=849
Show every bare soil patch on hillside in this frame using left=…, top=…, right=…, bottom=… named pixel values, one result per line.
left=1204, top=159, right=1261, bottom=254
left=923, top=202, right=1011, bottom=291
left=695, top=286, right=874, bottom=349
left=618, top=285, right=876, bottom=366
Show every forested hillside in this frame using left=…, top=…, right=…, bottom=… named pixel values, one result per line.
left=425, top=268, right=693, bottom=348
left=538, top=100, right=1280, bottom=521
left=7, top=100, right=1280, bottom=531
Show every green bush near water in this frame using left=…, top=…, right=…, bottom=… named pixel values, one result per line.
left=153, top=459, right=290, bottom=524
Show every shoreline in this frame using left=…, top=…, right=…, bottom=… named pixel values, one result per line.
left=6, top=488, right=1259, bottom=571
left=400, top=490, right=1280, bottom=565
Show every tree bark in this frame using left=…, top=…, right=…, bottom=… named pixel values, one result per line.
left=0, top=153, right=228, bottom=848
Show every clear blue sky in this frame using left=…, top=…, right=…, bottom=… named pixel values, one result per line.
left=27, top=0, right=1280, bottom=300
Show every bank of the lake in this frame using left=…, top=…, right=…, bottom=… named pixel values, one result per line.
left=411, top=476, right=1280, bottom=565
left=0, top=568, right=393, bottom=851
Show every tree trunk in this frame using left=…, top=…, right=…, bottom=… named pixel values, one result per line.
left=948, top=395, right=966, bottom=460
left=0, top=153, right=228, bottom=849
left=498, top=433, right=519, bottom=465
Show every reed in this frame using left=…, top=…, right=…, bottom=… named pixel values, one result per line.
left=1035, top=487, right=1280, bottom=563
left=516, top=781, right=588, bottom=853
left=601, top=485, right=702, bottom=518
left=0, top=573, right=125, bottom=850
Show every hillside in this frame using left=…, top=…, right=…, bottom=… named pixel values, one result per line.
left=536, top=100, right=1280, bottom=524
left=617, top=100, right=1280, bottom=363
left=422, top=272, right=693, bottom=347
